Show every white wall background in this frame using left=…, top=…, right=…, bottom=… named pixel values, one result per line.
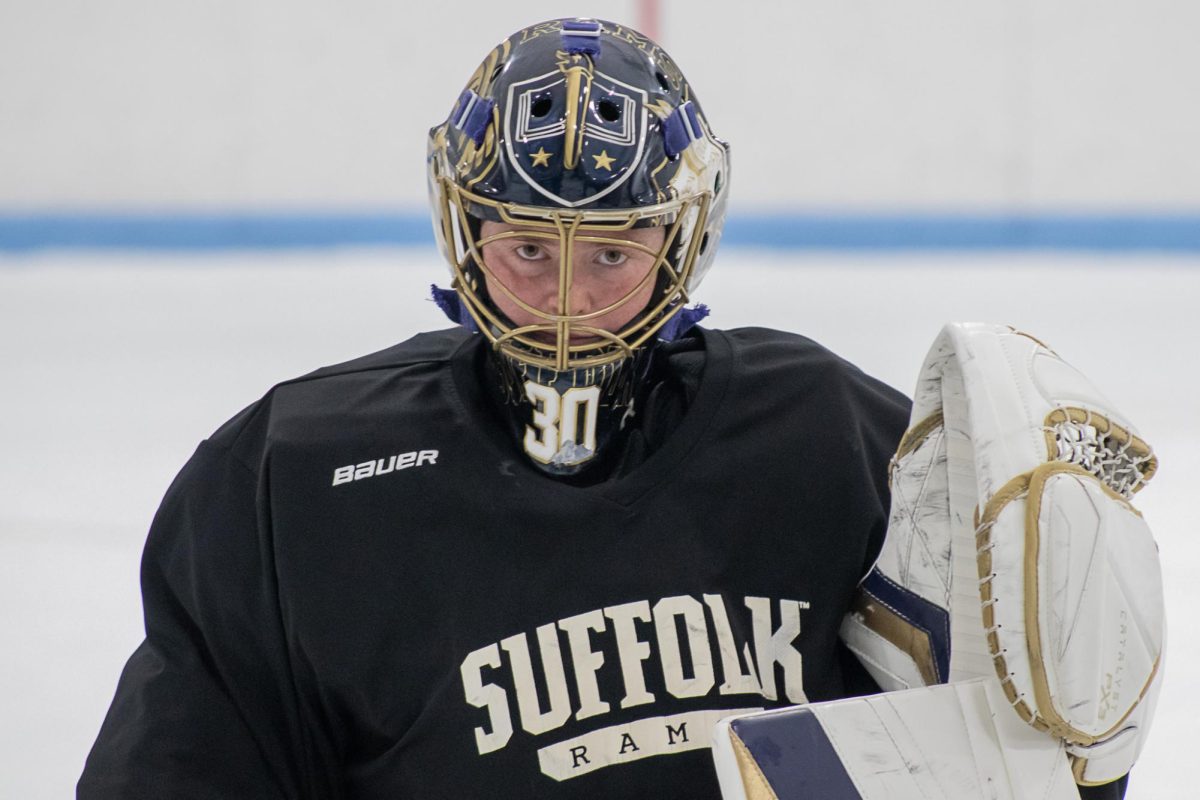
left=3, top=0, right=1199, bottom=212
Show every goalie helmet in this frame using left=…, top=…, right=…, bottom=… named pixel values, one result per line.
left=427, top=18, right=730, bottom=476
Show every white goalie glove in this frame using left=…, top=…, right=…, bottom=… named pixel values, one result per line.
left=714, top=323, right=1164, bottom=799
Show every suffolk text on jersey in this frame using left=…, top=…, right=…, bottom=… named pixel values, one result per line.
left=461, top=593, right=810, bottom=779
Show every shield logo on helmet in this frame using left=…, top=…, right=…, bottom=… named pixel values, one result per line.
left=503, top=63, right=649, bottom=208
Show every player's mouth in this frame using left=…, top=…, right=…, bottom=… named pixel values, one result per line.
left=521, top=329, right=607, bottom=346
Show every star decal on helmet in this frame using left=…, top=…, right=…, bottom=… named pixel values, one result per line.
left=591, top=150, right=615, bottom=171
left=530, top=146, right=553, bottom=167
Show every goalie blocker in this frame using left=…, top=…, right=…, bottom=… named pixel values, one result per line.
left=714, top=323, right=1163, bottom=799
left=713, top=678, right=1082, bottom=799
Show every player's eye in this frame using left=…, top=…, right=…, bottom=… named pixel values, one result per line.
left=514, top=242, right=546, bottom=260
left=596, top=249, right=628, bottom=267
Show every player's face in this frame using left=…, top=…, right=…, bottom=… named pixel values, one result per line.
left=479, top=220, right=666, bottom=338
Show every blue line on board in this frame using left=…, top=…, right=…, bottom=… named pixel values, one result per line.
left=1, top=211, right=1198, bottom=252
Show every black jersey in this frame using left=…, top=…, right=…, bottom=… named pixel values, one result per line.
left=80, top=326, right=911, bottom=798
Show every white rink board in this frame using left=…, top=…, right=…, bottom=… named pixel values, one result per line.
left=1, top=250, right=1196, bottom=798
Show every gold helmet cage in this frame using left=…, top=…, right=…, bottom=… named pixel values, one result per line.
left=430, top=172, right=713, bottom=372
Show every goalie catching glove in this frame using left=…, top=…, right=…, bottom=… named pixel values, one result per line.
left=842, top=322, right=1164, bottom=786
left=715, top=323, right=1164, bottom=798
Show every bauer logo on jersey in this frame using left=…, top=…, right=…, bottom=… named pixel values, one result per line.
left=331, top=449, right=438, bottom=486
left=503, top=60, right=649, bottom=207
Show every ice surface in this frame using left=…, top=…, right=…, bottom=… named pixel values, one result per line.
left=1, top=248, right=1195, bottom=798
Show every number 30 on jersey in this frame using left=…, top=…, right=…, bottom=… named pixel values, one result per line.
left=523, top=382, right=600, bottom=465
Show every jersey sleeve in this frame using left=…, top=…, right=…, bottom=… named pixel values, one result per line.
left=78, top=435, right=321, bottom=799
left=844, top=366, right=912, bottom=580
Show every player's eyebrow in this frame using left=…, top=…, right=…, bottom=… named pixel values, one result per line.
left=506, top=231, right=559, bottom=244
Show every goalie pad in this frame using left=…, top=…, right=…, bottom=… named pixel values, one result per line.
left=712, top=678, right=1079, bottom=800
left=838, top=323, right=1164, bottom=784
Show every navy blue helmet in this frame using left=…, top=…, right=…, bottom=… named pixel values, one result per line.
left=428, top=18, right=730, bottom=374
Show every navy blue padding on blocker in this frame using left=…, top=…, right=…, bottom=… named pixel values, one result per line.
left=729, top=709, right=862, bottom=799
left=862, top=568, right=951, bottom=683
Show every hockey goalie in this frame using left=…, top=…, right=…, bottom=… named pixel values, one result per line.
left=713, top=323, right=1164, bottom=800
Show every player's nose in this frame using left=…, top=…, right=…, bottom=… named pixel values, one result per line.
left=565, top=270, right=600, bottom=317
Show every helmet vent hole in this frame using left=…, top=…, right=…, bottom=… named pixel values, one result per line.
left=531, top=96, right=553, bottom=118
left=655, top=71, right=672, bottom=92
left=596, top=98, right=622, bottom=122
left=490, top=62, right=505, bottom=84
